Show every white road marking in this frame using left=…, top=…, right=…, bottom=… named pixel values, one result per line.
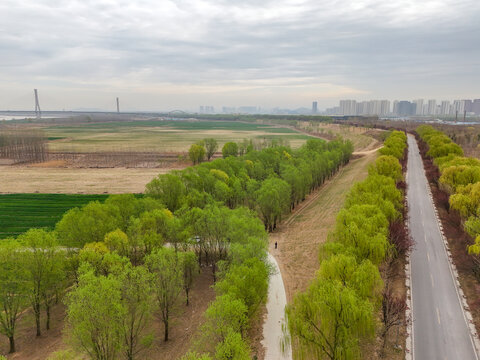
left=427, top=253, right=430, bottom=262
left=436, top=307, right=441, bottom=325
left=431, top=274, right=435, bottom=288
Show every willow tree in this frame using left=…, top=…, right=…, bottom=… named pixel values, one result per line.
left=286, top=279, right=374, bottom=360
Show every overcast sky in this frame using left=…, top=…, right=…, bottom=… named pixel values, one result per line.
left=0, top=0, right=479, bottom=111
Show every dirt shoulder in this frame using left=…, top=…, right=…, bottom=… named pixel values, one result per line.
left=270, top=151, right=377, bottom=302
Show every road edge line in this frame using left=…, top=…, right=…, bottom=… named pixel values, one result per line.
left=404, top=156, right=414, bottom=360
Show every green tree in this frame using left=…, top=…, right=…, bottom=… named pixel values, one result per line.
left=215, top=330, right=250, bottom=360
left=66, top=267, right=126, bottom=360
left=18, top=229, right=59, bottom=337
left=104, top=194, right=142, bottom=231
left=215, top=258, right=268, bottom=316
left=145, top=247, right=183, bottom=341
left=178, top=251, right=199, bottom=306
left=204, top=138, right=219, bottom=161
left=189, top=144, right=206, bottom=165
left=368, top=155, right=402, bottom=183
left=222, top=142, right=238, bottom=158
left=202, top=294, right=248, bottom=343
left=181, top=352, right=213, bottom=360
left=79, top=242, right=128, bottom=276
left=286, top=279, right=374, bottom=360
left=56, top=201, right=121, bottom=248
left=145, top=173, right=186, bottom=211
left=104, top=229, right=130, bottom=258
left=440, top=165, right=480, bottom=193
left=0, top=241, right=28, bottom=353
left=317, top=254, right=383, bottom=302
left=255, top=177, right=291, bottom=231
left=118, top=264, right=154, bottom=360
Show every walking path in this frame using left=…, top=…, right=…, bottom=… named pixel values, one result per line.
left=261, top=252, right=292, bottom=360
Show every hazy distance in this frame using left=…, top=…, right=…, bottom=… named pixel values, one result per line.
left=0, top=0, right=479, bottom=112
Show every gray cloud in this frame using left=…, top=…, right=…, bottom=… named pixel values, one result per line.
left=0, top=0, right=479, bottom=110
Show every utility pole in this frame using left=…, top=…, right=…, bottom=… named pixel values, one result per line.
left=116, top=97, right=120, bottom=113
left=34, top=89, right=41, bottom=119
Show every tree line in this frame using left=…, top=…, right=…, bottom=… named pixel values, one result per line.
left=417, top=125, right=480, bottom=265
left=0, top=136, right=353, bottom=359
left=0, top=129, right=48, bottom=163
left=285, top=131, right=409, bottom=359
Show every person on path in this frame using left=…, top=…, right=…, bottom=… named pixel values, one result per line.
left=274, top=241, right=278, bottom=249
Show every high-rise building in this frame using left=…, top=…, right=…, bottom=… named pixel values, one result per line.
left=413, top=99, right=424, bottom=115
left=312, top=101, right=318, bottom=114
left=380, top=100, right=390, bottom=116
left=464, top=100, right=473, bottom=113
left=238, top=106, right=257, bottom=114
left=473, top=99, right=480, bottom=115
left=222, top=106, right=236, bottom=113
left=427, top=100, right=437, bottom=115
left=339, top=100, right=357, bottom=115
left=440, top=101, right=451, bottom=115
left=397, top=101, right=416, bottom=116
left=392, top=100, right=399, bottom=115
left=452, top=100, right=465, bottom=115
left=422, top=104, right=428, bottom=115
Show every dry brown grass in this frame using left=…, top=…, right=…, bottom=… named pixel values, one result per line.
left=0, top=166, right=185, bottom=194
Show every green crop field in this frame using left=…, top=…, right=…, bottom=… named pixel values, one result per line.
left=44, top=120, right=313, bottom=153
left=0, top=193, right=109, bottom=238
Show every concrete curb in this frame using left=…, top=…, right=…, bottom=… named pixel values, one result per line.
left=404, top=166, right=414, bottom=360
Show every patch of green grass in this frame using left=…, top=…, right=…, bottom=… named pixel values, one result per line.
left=46, top=120, right=298, bottom=133
left=44, top=120, right=313, bottom=153
left=0, top=194, right=109, bottom=238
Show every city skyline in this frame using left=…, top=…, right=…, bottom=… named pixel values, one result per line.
left=1, top=0, right=480, bottom=111
left=328, top=98, right=480, bottom=117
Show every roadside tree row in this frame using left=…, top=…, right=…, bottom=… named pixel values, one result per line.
left=285, top=131, right=408, bottom=359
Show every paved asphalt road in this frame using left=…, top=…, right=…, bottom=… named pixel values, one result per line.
left=407, top=135, right=478, bottom=360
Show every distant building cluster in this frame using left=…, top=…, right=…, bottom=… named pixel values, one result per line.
left=325, top=99, right=480, bottom=117
left=200, top=106, right=261, bottom=114
left=199, top=105, right=215, bottom=114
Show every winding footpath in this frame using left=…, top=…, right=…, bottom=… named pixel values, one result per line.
left=261, top=252, right=292, bottom=360
left=407, top=134, right=480, bottom=359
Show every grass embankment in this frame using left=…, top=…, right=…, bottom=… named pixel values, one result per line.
left=0, top=194, right=109, bottom=238
left=44, top=120, right=313, bottom=153
left=270, top=150, right=377, bottom=301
